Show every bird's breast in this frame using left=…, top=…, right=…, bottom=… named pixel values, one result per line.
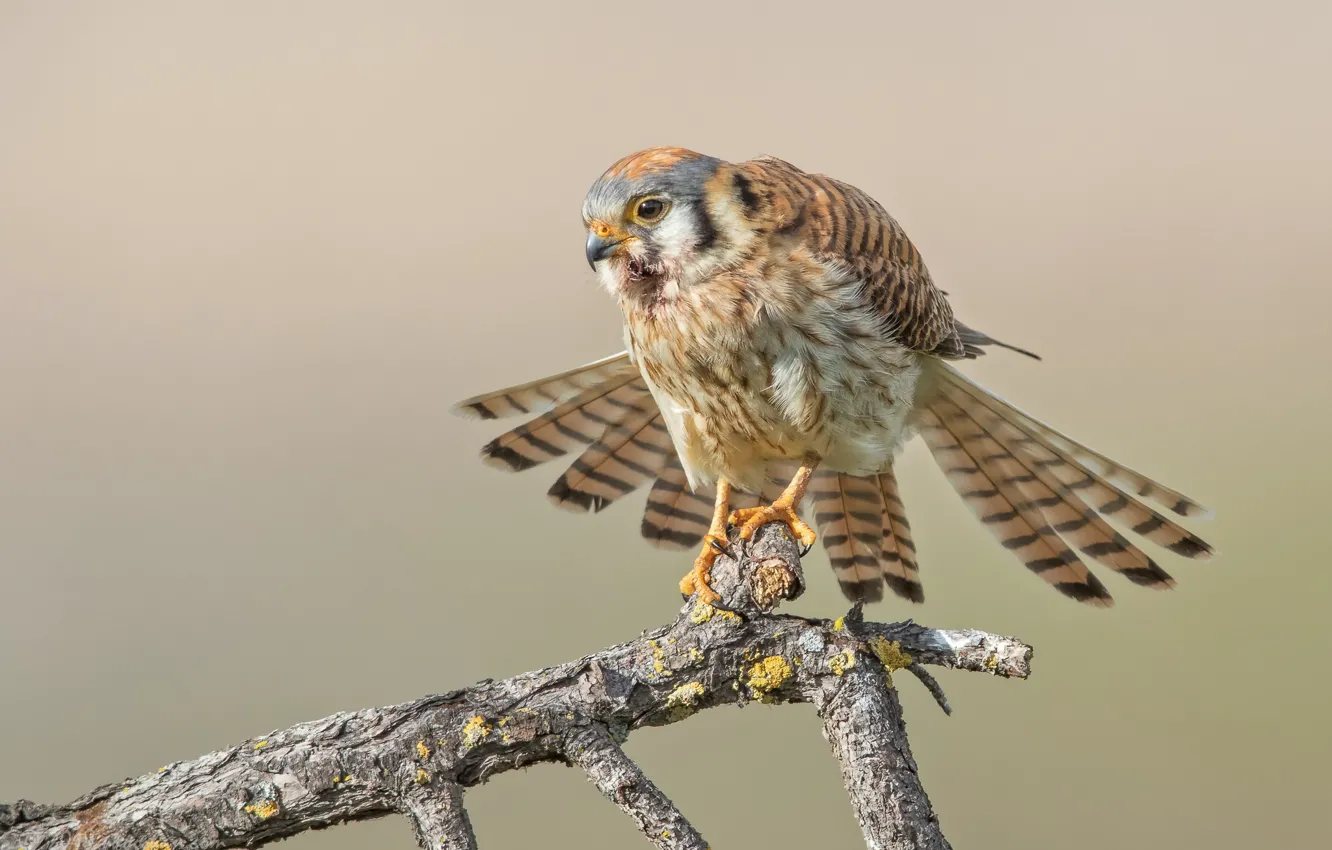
left=624, top=284, right=920, bottom=491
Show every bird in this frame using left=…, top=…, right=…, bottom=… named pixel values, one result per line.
left=451, top=147, right=1214, bottom=607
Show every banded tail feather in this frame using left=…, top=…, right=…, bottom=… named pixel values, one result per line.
left=915, top=405, right=1113, bottom=606
left=933, top=382, right=1176, bottom=588
left=932, top=364, right=1214, bottom=561
left=451, top=351, right=637, bottom=420
left=933, top=363, right=1212, bottom=520
left=639, top=456, right=767, bottom=551
left=641, top=458, right=716, bottom=550
left=547, top=408, right=675, bottom=513
left=875, top=467, right=924, bottom=603
left=479, top=375, right=652, bottom=472
left=808, top=471, right=887, bottom=602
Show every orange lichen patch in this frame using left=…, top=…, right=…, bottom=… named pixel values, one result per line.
left=143, top=842, right=172, bottom=850
left=244, top=799, right=280, bottom=820
left=72, top=801, right=110, bottom=848
left=605, top=146, right=706, bottom=181
left=415, top=740, right=431, bottom=760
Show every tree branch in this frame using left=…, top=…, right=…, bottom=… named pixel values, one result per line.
left=0, top=525, right=1032, bottom=850
left=563, top=723, right=707, bottom=850
left=400, top=780, right=476, bottom=850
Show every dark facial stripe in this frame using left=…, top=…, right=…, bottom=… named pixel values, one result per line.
left=733, top=172, right=760, bottom=215
left=693, top=201, right=718, bottom=254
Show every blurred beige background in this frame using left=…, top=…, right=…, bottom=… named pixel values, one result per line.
left=2, top=1, right=1329, bottom=847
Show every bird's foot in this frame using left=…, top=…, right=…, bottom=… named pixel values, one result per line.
left=679, top=534, right=728, bottom=605
left=728, top=500, right=817, bottom=554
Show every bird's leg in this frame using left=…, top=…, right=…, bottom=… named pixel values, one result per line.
left=728, top=457, right=819, bottom=554
left=679, top=479, right=732, bottom=605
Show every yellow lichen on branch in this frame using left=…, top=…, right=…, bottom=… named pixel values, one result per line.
left=665, top=681, right=706, bottom=720
left=461, top=716, right=492, bottom=749
left=745, top=656, right=793, bottom=702
left=828, top=649, right=856, bottom=676
left=690, top=600, right=742, bottom=625
left=868, top=636, right=913, bottom=684
left=244, top=799, right=279, bottom=820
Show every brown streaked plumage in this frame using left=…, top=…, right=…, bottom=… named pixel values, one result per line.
left=452, top=147, right=1215, bottom=607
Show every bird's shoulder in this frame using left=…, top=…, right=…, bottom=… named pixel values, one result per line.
left=727, top=156, right=965, bottom=357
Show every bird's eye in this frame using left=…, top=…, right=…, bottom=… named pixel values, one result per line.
left=632, top=197, right=669, bottom=224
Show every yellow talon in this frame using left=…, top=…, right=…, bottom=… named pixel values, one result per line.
left=679, top=533, right=726, bottom=604
left=729, top=502, right=817, bottom=549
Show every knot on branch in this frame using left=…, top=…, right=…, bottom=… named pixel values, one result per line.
left=686, top=522, right=807, bottom=618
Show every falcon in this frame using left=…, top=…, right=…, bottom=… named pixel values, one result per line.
left=452, top=147, right=1214, bottom=607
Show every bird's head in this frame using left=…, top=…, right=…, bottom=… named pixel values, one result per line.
left=582, top=147, right=749, bottom=303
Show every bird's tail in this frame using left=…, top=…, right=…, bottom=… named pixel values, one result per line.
left=910, top=361, right=1214, bottom=606
left=452, top=352, right=774, bottom=546
left=803, top=468, right=923, bottom=603
left=453, top=352, right=678, bottom=513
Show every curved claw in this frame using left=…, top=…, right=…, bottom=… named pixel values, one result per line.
left=679, top=533, right=726, bottom=605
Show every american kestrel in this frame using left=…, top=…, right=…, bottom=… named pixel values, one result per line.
left=453, top=148, right=1213, bottom=606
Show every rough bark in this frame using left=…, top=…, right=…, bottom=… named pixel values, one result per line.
left=0, top=524, right=1032, bottom=850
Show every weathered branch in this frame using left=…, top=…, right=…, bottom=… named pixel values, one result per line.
left=0, top=525, right=1032, bottom=850
left=400, top=780, right=476, bottom=850
left=563, top=723, right=707, bottom=850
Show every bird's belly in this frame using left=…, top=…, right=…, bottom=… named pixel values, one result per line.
left=637, top=337, right=921, bottom=494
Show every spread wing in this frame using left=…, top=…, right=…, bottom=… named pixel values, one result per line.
left=737, top=155, right=1035, bottom=360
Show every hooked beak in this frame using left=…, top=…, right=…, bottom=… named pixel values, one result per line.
left=585, top=231, right=626, bottom=269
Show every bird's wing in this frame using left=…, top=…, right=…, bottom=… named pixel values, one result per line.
left=451, top=351, right=638, bottom=420
left=738, top=156, right=1033, bottom=360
